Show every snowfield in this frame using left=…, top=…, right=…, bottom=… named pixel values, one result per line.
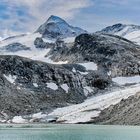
left=0, top=33, right=42, bottom=48
left=12, top=116, right=27, bottom=124
left=0, top=33, right=68, bottom=64
left=63, top=37, right=75, bottom=43
left=78, top=62, right=98, bottom=71
left=123, top=30, right=140, bottom=45
left=49, top=84, right=140, bottom=123
left=112, top=75, right=140, bottom=85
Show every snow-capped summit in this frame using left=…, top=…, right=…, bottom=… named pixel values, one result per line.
left=98, top=23, right=126, bottom=35
left=98, top=23, right=140, bottom=45
left=36, top=15, right=87, bottom=39
left=46, top=15, right=67, bottom=24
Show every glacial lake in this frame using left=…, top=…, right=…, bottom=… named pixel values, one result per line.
left=0, top=124, right=140, bottom=140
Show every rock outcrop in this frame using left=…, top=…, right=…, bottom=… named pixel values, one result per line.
left=0, top=43, right=30, bottom=52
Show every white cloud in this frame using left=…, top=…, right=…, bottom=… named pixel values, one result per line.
left=0, top=0, right=92, bottom=36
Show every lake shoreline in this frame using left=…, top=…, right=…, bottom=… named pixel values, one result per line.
left=0, top=123, right=140, bottom=129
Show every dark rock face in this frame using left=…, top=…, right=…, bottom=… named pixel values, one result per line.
left=34, top=37, right=46, bottom=48
left=49, top=33, right=140, bottom=77
left=34, top=37, right=55, bottom=49
left=0, top=43, right=30, bottom=52
left=91, top=78, right=109, bottom=90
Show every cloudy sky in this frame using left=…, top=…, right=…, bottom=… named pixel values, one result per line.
left=0, top=0, right=140, bottom=37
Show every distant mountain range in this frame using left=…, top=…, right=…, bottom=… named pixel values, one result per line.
left=0, top=15, right=140, bottom=124
left=98, top=23, right=140, bottom=45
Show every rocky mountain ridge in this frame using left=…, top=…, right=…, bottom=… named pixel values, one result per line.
left=98, top=23, right=140, bottom=45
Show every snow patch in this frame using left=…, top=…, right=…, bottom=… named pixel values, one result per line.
left=107, top=71, right=112, bottom=76
left=42, top=38, right=55, bottom=43
left=12, top=116, right=27, bottom=123
left=112, top=75, right=140, bottom=85
left=115, top=26, right=130, bottom=36
left=78, top=71, right=89, bottom=75
left=61, top=84, right=69, bottom=93
left=84, top=86, right=94, bottom=96
left=33, top=83, right=38, bottom=87
left=63, top=37, right=75, bottom=43
left=32, top=51, right=68, bottom=64
left=32, top=112, right=47, bottom=119
left=72, top=68, right=76, bottom=73
left=0, top=33, right=69, bottom=64
left=4, top=74, right=16, bottom=84
left=0, top=33, right=41, bottom=48
left=47, top=83, right=58, bottom=90
left=78, top=62, right=97, bottom=71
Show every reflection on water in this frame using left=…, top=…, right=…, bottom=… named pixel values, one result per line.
left=0, top=124, right=140, bottom=140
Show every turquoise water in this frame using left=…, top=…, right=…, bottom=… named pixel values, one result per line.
left=0, top=124, right=140, bottom=140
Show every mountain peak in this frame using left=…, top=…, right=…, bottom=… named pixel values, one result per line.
left=99, top=23, right=140, bottom=35
left=46, top=15, right=66, bottom=24
left=97, top=23, right=140, bottom=45
left=36, top=15, right=87, bottom=39
left=99, top=23, right=126, bottom=34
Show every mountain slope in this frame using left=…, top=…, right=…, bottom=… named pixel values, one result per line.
left=49, top=33, right=140, bottom=77
left=0, top=55, right=86, bottom=118
left=98, top=23, right=140, bottom=45
left=0, top=54, right=113, bottom=123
